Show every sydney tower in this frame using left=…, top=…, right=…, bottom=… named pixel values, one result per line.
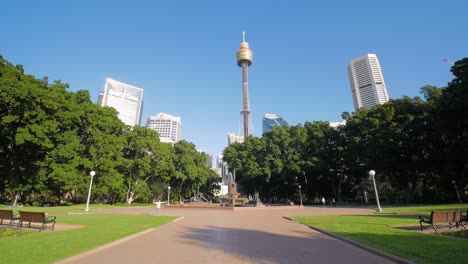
left=236, top=32, right=253, bottom=141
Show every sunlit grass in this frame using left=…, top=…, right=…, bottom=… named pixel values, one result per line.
left=0, top=214, right=176, bottom=264
left=383, top=203, right=468, bottom=213
left=293, top=213, right=468, bottom=264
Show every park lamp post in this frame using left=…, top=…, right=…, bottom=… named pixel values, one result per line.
left=451, top=180, right=462, bottom=203
left=298, top=185, right=303, bottom=207
left=369, top=170, right=382, bottom=212
left=84, top=170, right=96, bottom=212
left=167, top=186, right=171, bottom=205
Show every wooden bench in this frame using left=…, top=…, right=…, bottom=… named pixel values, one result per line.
left=419, top=210, right=465, bottom=233
left=0, top=209, right=19, bottom=227
left=17, top=211, right=56, bottom=231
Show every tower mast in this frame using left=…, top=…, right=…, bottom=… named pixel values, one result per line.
left=236, top=32, right=253, bottom=140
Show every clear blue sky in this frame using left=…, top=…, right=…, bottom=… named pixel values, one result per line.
left=2, top=0, right=467, bottom=161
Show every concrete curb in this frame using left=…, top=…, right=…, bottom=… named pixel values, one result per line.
left=55, top=216, right=184, bottom=264
left=283, top=216, right=416, bottom=264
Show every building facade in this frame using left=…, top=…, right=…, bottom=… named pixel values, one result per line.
left=99, top=78, right=144, bottom=126
left=262, top=114, right=288, bottom=133
left=347, top=54, right=389, bottom=110
left=146, top=113, right=182, bottom=143
left=228, top=133, right=244, bottom=145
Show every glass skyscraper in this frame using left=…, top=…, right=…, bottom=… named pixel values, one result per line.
left=262, top=114, right=288, bottom=133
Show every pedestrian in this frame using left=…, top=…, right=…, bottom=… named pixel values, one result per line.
left=321, top=197, right=326, bottom=206
left=154, top=200, right=165, bottom=216
left=332, top=198, right=336, bottom=207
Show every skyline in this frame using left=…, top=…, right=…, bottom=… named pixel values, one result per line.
left=2, top=1, right=467, bottom=157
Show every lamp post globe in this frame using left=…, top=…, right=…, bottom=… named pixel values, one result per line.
left=368, top=170, right=382, bottom=212
left=85, top=171, right=96, bottom=212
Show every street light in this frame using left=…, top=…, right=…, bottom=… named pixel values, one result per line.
left=451, top=180, right=462, bottom=203
left=85, top=171, right=96, bottom=212
left=369, top=170, right=382, bottom=212
left=298, top=185, right=303, bottom=207
left=167, top=186, right=171, bottom=205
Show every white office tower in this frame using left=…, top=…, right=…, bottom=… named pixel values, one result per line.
left=347, top=54, right=389, bottom=110
left=146, top=113, right=182, bottom=143
left=100, top=79, right=144, bottom=126
left=228, top=133, right=244, bottom=145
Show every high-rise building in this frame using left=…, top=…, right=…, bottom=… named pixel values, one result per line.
left=99, top=78, right=144, bottom=126
left=262, top=114, right=288, bottom=133
left=228, top=133, right=244, bottom=146
left=347, top=54, right=389, bottom=110
left=146, top=113, right=182, bottom=143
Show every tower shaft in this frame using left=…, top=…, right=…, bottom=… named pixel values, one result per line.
left=241, top=61, right=250, bottom=139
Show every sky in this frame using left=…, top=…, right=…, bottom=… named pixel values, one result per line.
left=2, top=0, right=467, bottom=163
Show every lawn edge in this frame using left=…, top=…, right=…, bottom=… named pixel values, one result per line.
left=284, top=216, right=416, bottom=264
left=55, top=216, right=184, bottom=264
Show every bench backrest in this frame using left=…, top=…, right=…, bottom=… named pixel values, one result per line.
left=19, top=211, right=46, bottom=223
left=0, top=209, right=14, bottom=219
left=431, top=210, right=462, bottom=223
left=449, top=210, right=462, bottom=222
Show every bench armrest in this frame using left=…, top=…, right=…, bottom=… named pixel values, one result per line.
left=46, top=216, right=56, bottom=222
left=419, top=215, right=430, bottom=222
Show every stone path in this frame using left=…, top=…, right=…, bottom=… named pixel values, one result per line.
left=57, top=206, right=399, bottom=264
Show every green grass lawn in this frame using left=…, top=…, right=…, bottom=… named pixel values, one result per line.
left=0, top=203, right=155, bottom=214
left=293, top=204, right=468, bottom=264
left=382, top=203, right=468, bottom=213
left=0, top=214, right=176, bottom=264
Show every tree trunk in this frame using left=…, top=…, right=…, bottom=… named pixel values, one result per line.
left=12, top=192, right=20, bottom=206
left=126, top=182, right=134, bottom=206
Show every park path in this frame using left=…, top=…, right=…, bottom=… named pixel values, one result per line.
left=57, top=206, right=398, bottom=264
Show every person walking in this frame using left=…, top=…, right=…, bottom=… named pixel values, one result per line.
left=154, top=200, right=165, bottom=216
left=321, top=197, right=326, bottom=206
left=332, top=198, right=336, bottom=207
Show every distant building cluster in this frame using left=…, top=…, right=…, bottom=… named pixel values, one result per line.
left=98, top=79, right=183, bottom=144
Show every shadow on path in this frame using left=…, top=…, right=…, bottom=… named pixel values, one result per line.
left=179, top=225, right=394, bottom=263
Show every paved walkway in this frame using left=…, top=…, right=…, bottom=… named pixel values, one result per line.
left=58, top=206, right=398, bottom=264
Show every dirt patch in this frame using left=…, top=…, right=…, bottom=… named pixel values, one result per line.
left=54, top=223, right=85, bottom=231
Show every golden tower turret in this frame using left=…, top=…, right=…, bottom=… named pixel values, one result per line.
left=236, top=32, right=253, bottom=140
left=237, top=32, right=253, bottom=66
